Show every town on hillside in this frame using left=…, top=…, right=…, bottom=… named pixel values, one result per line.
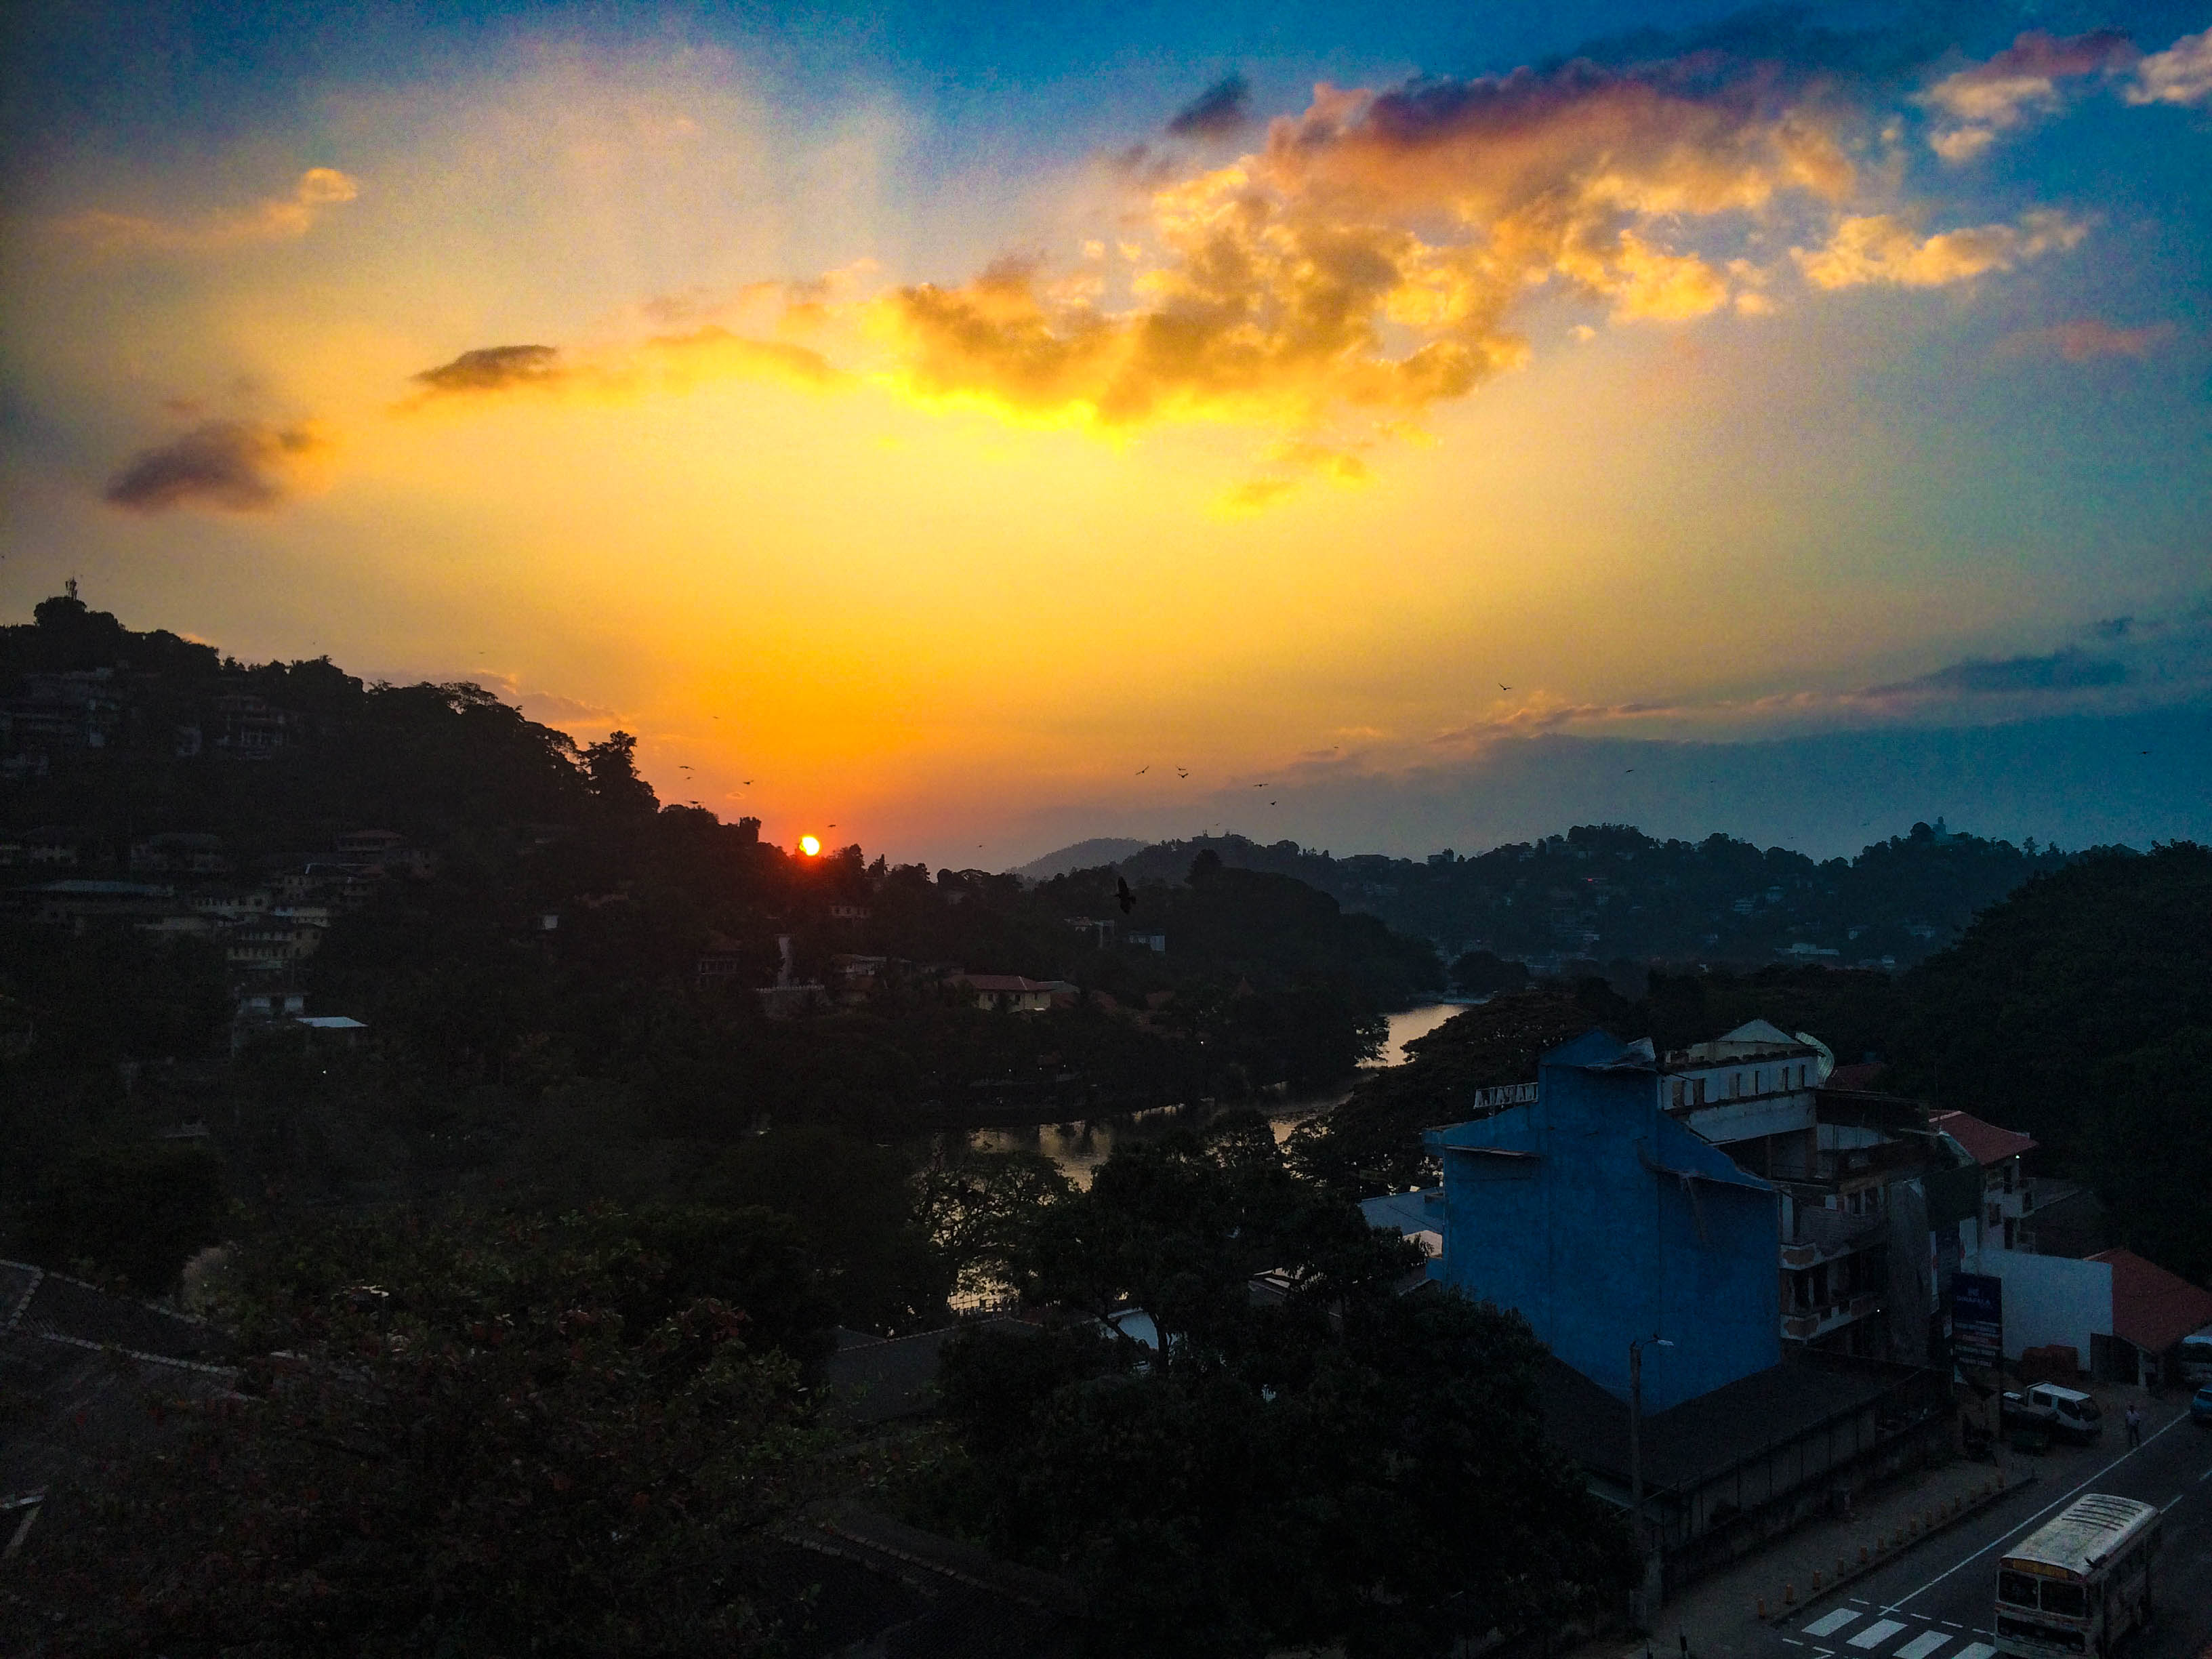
left=4, top=592, right=2211, bottom=1656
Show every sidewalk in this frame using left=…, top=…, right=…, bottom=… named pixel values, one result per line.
left=1573, top=1380, right=2190, bottom=1659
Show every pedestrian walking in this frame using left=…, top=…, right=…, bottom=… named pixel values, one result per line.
left=2124, top=1404, right=2142, bottom=1447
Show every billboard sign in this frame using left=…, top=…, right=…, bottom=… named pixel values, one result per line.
left=1952, top=1271, right=2004, bottom=1370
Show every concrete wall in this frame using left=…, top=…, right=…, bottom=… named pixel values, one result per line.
left=1963, top=1246, right=2112, bottom=1367
left=1432, top=1036, right=1781, bottom=1413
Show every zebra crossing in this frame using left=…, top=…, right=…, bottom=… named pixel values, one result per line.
left=1778, top=1600, right=1996, bottom=1659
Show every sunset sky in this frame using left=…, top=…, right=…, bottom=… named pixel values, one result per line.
left=4, top=1, right=2209, bottom=867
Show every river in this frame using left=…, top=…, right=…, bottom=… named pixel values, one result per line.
left=966, top=1000, right=1471, bottom=1188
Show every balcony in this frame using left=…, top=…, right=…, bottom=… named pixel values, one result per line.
left=1782, top=1292, right=1883, bottom=1343
left=1780, top=1203, right=1885, bottom=1269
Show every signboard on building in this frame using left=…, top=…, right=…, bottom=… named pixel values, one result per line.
left=1952, top=1271, right=2004, bottom=1370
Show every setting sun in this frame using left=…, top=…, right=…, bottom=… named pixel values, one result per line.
left=798, top=835, right=821, bottom=857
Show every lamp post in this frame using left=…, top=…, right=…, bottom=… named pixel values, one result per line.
left=1629, top=1335, right=1674, bottom=1625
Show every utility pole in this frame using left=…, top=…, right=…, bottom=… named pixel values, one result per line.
left=1629, top=1334, right=1673, bottom=1627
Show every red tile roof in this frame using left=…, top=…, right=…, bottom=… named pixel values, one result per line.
left=1929, top=1109, right=2038, bottom=1166
left=2085, top=1247, right=2212, bottom=1355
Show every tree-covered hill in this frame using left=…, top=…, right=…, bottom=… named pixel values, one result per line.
left=1100, top=819, right=2083, bottom=970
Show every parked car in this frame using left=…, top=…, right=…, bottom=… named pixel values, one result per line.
left=2190, top=1385, right=2212, bottom=1427
left=2002, top=1383, right=2103, bottom=1443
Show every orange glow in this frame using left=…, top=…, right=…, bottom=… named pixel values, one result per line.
left=798, top=835, right=821, bottom=857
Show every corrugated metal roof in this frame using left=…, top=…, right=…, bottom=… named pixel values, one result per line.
left=2004, top=1493, right=2158, bottom=1578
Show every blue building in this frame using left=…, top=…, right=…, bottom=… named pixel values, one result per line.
left=1422, top=1030, right=1780, bottom=1414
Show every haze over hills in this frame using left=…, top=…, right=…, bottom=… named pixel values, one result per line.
left=1010, top=837, right=1149, bottom=882
left=1017, top=822, right=2091, bottom=974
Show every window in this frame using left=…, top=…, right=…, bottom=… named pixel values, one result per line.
left=2041, top=1582, right=2087, bottom=1618
left=1672, top=1080, right=1686, bottom=1108
left=1732, top=1072, right=1743, bottom=1097
left=1998, top=1572, right=2039, bottom=1607
left=1695, top=1078, right=1708, bottom=1105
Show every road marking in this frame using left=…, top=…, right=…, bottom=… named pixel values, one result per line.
left=1803, top=1611, right=1862, bottom=1637
left=2198, top=1462, right=2211, bottom=1482
left=1894, top=1631, right=1950, bottom=1659
left=1849, top=1619, right=1907, bottom=1649
left=2160, top=1492, right=2183, bottom=1511
left=1953, top=1646, right=1996, bottom=1659
left=1939, top=1622, right=1963, bottom=1630
left=1780, top=1640, right=1804, bottom=1648
left=1849, top=1597, right=1871, bottom=1605
left=1887, top=1411, right=2190, bottom=1609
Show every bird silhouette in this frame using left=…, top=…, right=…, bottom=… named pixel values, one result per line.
left=1252, top=782, right=1267, bottom=788
left=1498, top=683, right=1511, bottom=691
left=1116, top=877, right=1137, bottom=915
left=1136, top=765, right=1149, bottom=775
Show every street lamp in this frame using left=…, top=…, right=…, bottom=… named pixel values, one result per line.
left=1629, top=1335, right=1674, bottom=1623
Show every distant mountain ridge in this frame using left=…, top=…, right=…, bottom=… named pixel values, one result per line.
left=1017, top=821, right=2099, bottom=972
left=1010, top=838, right=1149, bottom=882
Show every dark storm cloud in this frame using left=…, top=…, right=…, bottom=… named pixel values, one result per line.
left=411, top=344, right=563, bottom=396
left=1868, top=649, right=2126, bottom=697
left=1166, top=73, right=1252, bottom=137
left=103, top=419, right=325, bottom=513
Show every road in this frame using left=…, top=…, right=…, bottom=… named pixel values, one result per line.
left=1755, top=1416, right=2212, bottom=1659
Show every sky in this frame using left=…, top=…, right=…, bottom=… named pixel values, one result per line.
left=3, top=0, right=2209, bottom=868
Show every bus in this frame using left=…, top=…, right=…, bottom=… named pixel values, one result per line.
left=1995, top=1493, right=2159, bottom=1658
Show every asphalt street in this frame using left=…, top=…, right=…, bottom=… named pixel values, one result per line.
left=1756, top=1416, right=2212, bottom=1659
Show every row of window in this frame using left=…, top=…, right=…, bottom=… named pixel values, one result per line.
left=1670, top=1062, right=1813, bottom=1108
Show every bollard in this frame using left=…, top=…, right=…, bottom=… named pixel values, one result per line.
left=1859, top=1544, right=1869, bottom=1565
left=1813, top=1570, right=1823, bottom=1591
left=1996, top=1470, right=2005, bottom=1489
left=1758, top=1597, right=1767, bottom=1620
left=1838, top=1557, right=1847, bottom=1580
left=1784, top=1582, right=1796, bottom=1606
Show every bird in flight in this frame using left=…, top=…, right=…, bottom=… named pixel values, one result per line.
left=740, top=779, right=753, bottom=785
left=1136, top=765, right=1149, bottom=775
left=1498, top=683, right=1511, bottom=692
left=1252, top=782, right=1267, bottom=788
left=1176, top=767, right=1189, bottom=778
left=1116, top=877, right=1137, bottom=914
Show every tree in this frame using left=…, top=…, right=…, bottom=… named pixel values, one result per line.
left=12, top=1141, right=228, bottom=1294
left=915, top=1127, right=1633, bottom=1657
left=9, top=1208, right=830, bottom=1656
left=582, top=729, right=661, bottom=817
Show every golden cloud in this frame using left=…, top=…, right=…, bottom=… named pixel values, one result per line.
left=1793, top=210, right=2086, bottom=289
left=395, top=43, right=2122, bottom=500
left=55, top=167, right=360, bottom=255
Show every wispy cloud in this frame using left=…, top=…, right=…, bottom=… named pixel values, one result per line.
left=1996, top=319, right=2177, bottom=362
left=2127, top=27, right=2212, bottom=106
left=403, top=327, right=846, bottom=410
left=54, top=168, right=359, bottom=255
left=103, top=419, right=330, bottom=513
left=1921, top=30, right=2136, bottom=161
left=1864, top=649, right=2127, bottom=699
left=1795, top=211, right=2085, bottom=289
left=1167, top=74, right=1254, bottom=138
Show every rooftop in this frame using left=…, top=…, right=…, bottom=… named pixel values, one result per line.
left=1929, top=1108, right=2038, bottom=1166
left=2083, top=1246, right=2212, bottom=1355
left=1536, top=1350, right=1914, bottom=1490
left=2005, top=1493, right=2158, bottom=1578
